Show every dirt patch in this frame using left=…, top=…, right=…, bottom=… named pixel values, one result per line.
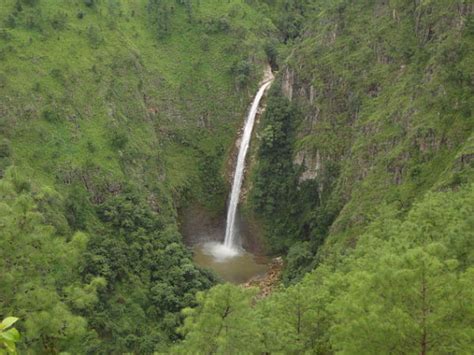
left=243, top=257, right=283, bottom=298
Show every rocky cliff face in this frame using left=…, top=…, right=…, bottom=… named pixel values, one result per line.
left=276, top=1, right=473, bottom=246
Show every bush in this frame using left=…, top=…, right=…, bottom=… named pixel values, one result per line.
left=87, top=25, right=103, bottom=48
left=264, top=41, right=279, bottom=70
left=25, top=10, right=43, bottom=31
left=65, top=185, right=93, bottom=230
left=282, top=241, right=315, bottom=284
left=0, top=139, right=11, bottom=158
left=110, top=129, right=128, bottom=150
left=83, top=0, right=95, bottom=8
left=50, top=11, right=68, bottom=30
left=0, top=73, right=7, bottom=87
left=201, top=34, right=210, bottom=52
left=231, top=59, right=252, bottom=88
left=20, top=0, right=40, bottom=6
left=203, top=16, right=231, bottom=34
left=42, top=108, right=60, bottom=123
left=0, top=29, right=13, bottom=41
left=0, top=139, right=11, bottom=178
left=4, top=14, right=17, bottom=29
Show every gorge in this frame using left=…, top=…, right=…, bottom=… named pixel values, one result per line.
left=191, top=77, right=273, bottom=283
left=0, top=0, right=472, bottom=353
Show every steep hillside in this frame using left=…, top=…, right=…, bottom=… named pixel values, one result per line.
left=176, top=1, right=473, bottom=353
left=0, top=0, right=275, bottom=352
left=1, top=0, right=473, bottom=353
left=248, top=0, right=473, bottom=282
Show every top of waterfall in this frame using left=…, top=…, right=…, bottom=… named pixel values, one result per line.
left=260, top=65, right=274, bottom=86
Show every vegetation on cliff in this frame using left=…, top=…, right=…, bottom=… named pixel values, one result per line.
left=0, top=0, right=274, bottom=352
left=180, top=0, right=473, bottom=353
left=250, top=0, right=474, bottom=284
left=181, top=185, right=474, bottom=354
left=1, top=0, right=473, bottom=353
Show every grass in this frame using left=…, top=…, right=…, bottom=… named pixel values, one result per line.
left=0, top=0, right=274, bottom=211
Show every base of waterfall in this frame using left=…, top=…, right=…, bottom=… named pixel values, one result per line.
left=203, top=242, right=241, bottom=261
left=193, top=241, right=269, bottom=284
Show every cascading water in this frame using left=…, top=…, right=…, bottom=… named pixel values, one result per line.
left=224, top=80, right=273, bottom=249
left=195, top=77, right=273, bottom=276
left=206, top=79, right=273, bottom=260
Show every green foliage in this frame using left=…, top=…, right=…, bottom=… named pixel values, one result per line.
left=64, top=185, right=94, bottom=231
left=283, top=0, right=474, bottom=245
left=250, top=84, right=334, bottom=270
left=147, top=0, right=172, bottom=39
left=21, top=0, right=40, bottom=6
left=0, top=168, right=97, bottom=353
left=250, top=85, right=300, bottom=252
left=181, top=185, right=474, bottom=353
left=230, top=59, right=253, bottom=88
left=86, top=25, right=103, bottom=48
left=109, top=128, right=129, bottom=150
left=282, top=241, right=315, bottom=284
left=0, top=317, right=20, bottom=354
left=176, top=284, right=262, bottom=354
left=249, top=0, right=474, bottom=283
left=0, top=140, right=10, bottom=158
left=50, top=10, right=67, bottom=30
left=82, top=191, right=215, bottom=352
left=83, top=0, right=95, bottom=8
left=0, top=0, right=472, bottom=352
left=0, top=1, right=274, bottom=351
left=0, top=139, right=11, bottom=178
left=329, top=187, right=474, bottom=353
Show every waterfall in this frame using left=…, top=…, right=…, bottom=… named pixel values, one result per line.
left=223, top=80, right=273, bottom=251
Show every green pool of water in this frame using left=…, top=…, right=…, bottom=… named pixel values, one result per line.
left=193, top=242, right=269, bottom=284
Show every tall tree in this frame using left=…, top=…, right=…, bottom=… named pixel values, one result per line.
left=177, top=284, right=262, bottom=354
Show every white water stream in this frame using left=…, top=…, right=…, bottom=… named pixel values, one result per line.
left=207, top=79, right=273, bottom=260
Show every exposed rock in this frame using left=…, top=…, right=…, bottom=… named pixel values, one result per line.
left=294, top=149, right=321, bottom=182
left=243, top=256, right=283, bottom=298
left=282, top=67, right=294, bottom=101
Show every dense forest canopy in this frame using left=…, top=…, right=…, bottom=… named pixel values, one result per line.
left=0, top=0, right=473, bottom=353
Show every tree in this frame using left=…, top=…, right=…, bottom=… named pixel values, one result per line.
left=0, top=168, right=98, bottom=353
left=82, top=191, right=215, bottom=352
left=330, top=187, right=474, bottom=354
left=257, top=260, right=343, bottom=354
left=250, top=86, right=301, bottom=253
left=177, top=284, right=262, bottom=354
left=147, top=0, right=172, bottom=39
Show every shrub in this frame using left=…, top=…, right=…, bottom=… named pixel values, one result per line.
left=203, top=16, right=231, bottom=34
left=110, top=129, right=128, bottom=150
left=87, top=25, right=103, bottom=48
left=21, top=0, right=40, bottom=6
left=0, top=73, right=7, bottom=87
left=4, top=14, right=17, bottom=29
left=42, top=108, right=61, bottom=123
left=231, top=59, right=252, bottom=88
left=25, top=10, right=43, bottom=31
left=0, top=139, right=11, bottom=158
left=50, top=11, right=68, bottom=30
left=83, top=0, right=95, bottom=8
